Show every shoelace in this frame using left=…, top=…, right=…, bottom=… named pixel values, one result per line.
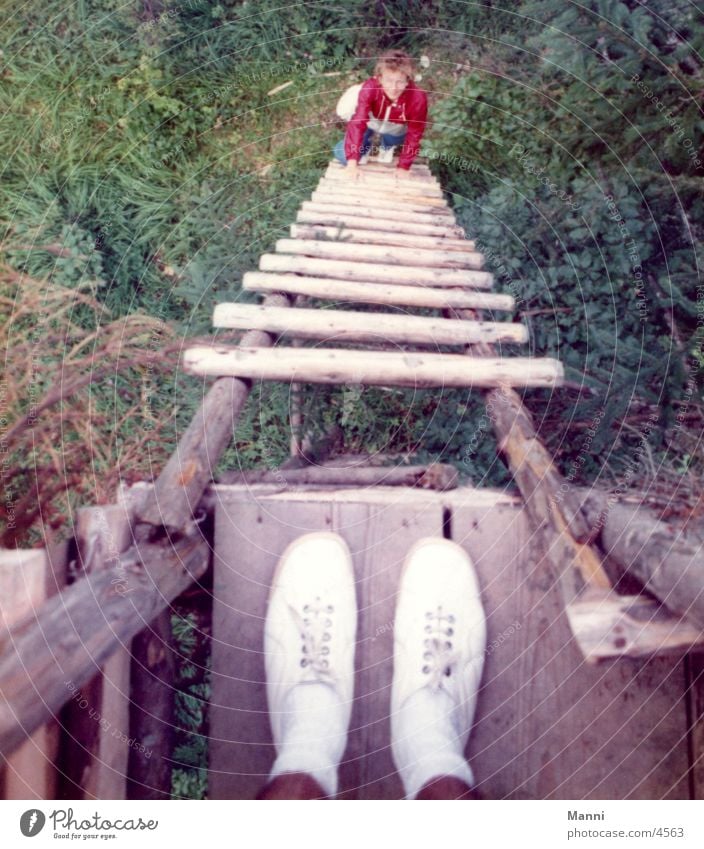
left=291, top=597, right=335, bottom=682
left=422, top=606, right=459, bottom=692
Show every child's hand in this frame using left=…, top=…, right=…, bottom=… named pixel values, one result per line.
left=344, top=161, right=362, bottom=180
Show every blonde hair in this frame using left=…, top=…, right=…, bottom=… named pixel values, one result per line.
left=374, top=50, right=414, bottom=79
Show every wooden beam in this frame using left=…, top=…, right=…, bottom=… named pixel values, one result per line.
left=217, top=463, right=459, bottom=490
left=183, top=345, right=564, bottom=389
left=213, top=303, right=527, bottom=345
left=259, top=254, right=493, bottom=289
left=275, top=238, right=483, bottom=270
left=317, top=178, right=443, bottom=199
left=312, top=187, right=446, bottom=208
left=301, top=201, right=455, bottom=226
left=135, top=292, right=289, bottom=532
left=290, top=224, right=475, bottom=252
left=305, top=197, right=454, bottom=221
left=578, top=491, right=704, bottom=629
left=327, top=160, right=433, bottom=178
left=0, top=536, right=210, bottom=758
left=297, top=209, right=465, bottom=238
left=243, top=272, right=514, bottom=310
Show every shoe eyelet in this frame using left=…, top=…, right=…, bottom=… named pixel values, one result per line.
left=423, top=638, right=431, bottom=647
left=422, top=665, right=430, bottom=674
left=425, top=612, right=433, bottom=619
left=424, top=624, right=432, bottom=633
left=300, top=659, right=307, bottom=667
left=303, top=618, right=310, bottom=626
left=323, top=633, right=331, bottom=641
left=444, top=666, right=452, bottom=677
left=322, top=646, right=330, bottom=655
left=324, top=618, right=332, bottom=627
left=445, top=641, right=452, bottom=649
left=447, top=614, right=455, bottom=624
left=423, top=651, right=432, bottom=661
left=446, top=628, right=454, bottom=636
left=326, top=605, right=334, bottom=613
left=303, top=604, right=310, bottom=613
left=322, top=659, right=329, bottom=669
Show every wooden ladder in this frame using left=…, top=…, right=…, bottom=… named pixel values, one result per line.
left=182, top=160, right=563, bottom=391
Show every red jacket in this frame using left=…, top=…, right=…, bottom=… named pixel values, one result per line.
left=344, top=77, right=429, bottom=170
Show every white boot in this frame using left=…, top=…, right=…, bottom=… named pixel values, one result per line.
left=390, top=538, right=486, bottom=799
left=377, top=146, right=395, bottom=164
left=265, top=532, right=357, bottom=797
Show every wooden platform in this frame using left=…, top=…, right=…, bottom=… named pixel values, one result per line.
left=208, top=485, right=695, bottom=800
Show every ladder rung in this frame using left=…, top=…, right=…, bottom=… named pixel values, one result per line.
left=183, top=345, right=564, bottom=389
left=301, top=201, right=455, bottom=226
left=311, top=188, right=447, bottom=211
left=320, top=173, right=443, bottom=197
left=290, top=224, right=475, bottom=252
left=296, top=210, right=464, bottom=238
left=242, top=272, right=514, bottom=311
left=327, top=160, right=433, bottom=177
left=259, top=254, right=493, bottom=289
left=275, top=238, right=483, bottom=270
left=212, top=303, right=528, bottom=345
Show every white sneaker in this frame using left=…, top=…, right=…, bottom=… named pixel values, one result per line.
left=390, top=538, right=486, bottom=798
left=377, top=146, right=395, bottom=164
left=359, top=152, right=371, bottom=165
left=265, top=532, right=357, bottom=796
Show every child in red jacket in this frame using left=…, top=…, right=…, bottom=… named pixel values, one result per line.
left=333, top=50, right=428, bottom=181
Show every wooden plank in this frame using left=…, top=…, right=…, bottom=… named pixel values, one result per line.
left=208, top=489, right=445, bottom=799
left=566, top=594, right=704, bottom=660
left=327, top=161, right=433, bottom=178
left=317, top=178, right=444, bottom=199
left=0, top=549, right=58, bottom=800
left=183, top=345, right=564, bottom=389
left=212, top=303, right=528, bottom=346
left=259, top=254, right=493, bottom=289
left=451, top=502, right=691, bottom=799
left=290, top=223, right=475, bottom=252
left=243, top=272, right=515, bottom=311
left=297, top=209, right=465, bottom=238
left=305, top=197, right=454, bottom=222
left=217, top=463, right=459, bottom=489
left=0, top=536, right=210, bottom=758
left=313, top=187, right=446, bottom=208
left=275, top=238, right=484, bottom=270
left=301, top=201, right=455, bottom=227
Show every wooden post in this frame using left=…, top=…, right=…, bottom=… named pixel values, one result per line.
left=0, top=548, right=63, bottom=799
left=0, top=536, right=210, bottom=759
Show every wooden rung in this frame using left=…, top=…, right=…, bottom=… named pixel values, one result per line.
left=242, top=272, right=514, bottom=311
left=183, top=345, right=564, bottom=389
left=259, top=254, right=493, bottom=289
left=302, top=201, right=455, bottom=226
left=310, top=189, right=455, bottom=219
left=290, top=224, right=475, bottom=252
left=320, top=173, right=443, bottom=196
left=297, top=210, right=465, bottom=238
left=212, top=303, right=528, bottom=345
left=315, top=181, right=446, bottom=205
left=275, top=238, right=484, bottom=270
left=328, top=160, right=432, bottom=177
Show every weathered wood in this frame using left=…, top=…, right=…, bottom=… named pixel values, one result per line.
left=275, top=238, right=483, bottom=270
left=290, top=223, right=475, bottom=252
left=59, top=504, right=135, bottom=800
left=209, top=489, right=445, bottom=799
left=320, top=170, right=442, bottom=189
left=183, top=345, right=564, bottom=389
left=127, top=609, right=175, bottom=799
left=297, top=209, right=465, bottom=238
left=578, top=491, right=704, bottom=629
left=305, top=190, right=457, bottom=219
left=0, top=535, right=210, bottom=758
left=326, top=161, right=433, bottom=179
left=135, top=292, right=289, bottom=532
left=0, top=549, right=58, bottom=800
left=218, top=463, right=459, bottom=490
left=243, top=272, right=514, bottom=311
left=259, top=254, right=493, bottom=289
left=212, top=303, right=527, bottom=346
left=301, top=201, right=455, bottom=226
left=315, top=181, right=444, bottom=202
left=566, top=594, right=704, bottom=660
left=451, top=499, right=691, bottom=799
